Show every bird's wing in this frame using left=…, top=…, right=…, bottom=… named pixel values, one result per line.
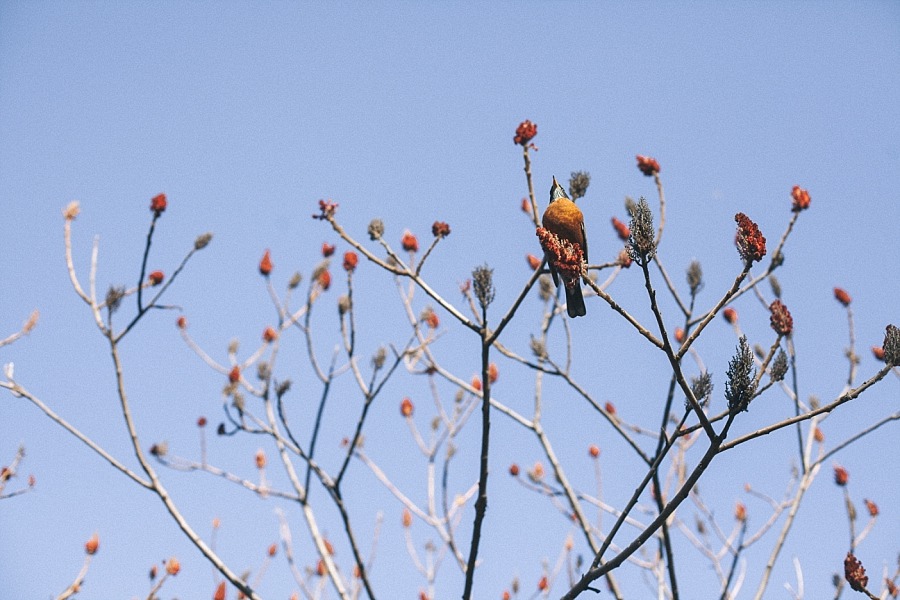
left=581, top=220, right=588, bottom=265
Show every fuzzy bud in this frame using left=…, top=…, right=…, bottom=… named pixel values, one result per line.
left=321, top=243, right=336, bottom=257
left=686, top=261, right=703, bottom=294
left=770, top=348, right=788, bottom=382
left=882, top=324, right=900, bottom=366
left=63, top=201, right=81, bottom=221
left=588, top=444, right=600, bottom=458
left=568, top=171, right=590, bottom=200
left=726, top=336, right=757, bottom=412
left=194, top=232, right=213, bottom=250
left=690, top=372, right=714, bottom=407
left=372, top=347, right=387, bottom=369
left=255, top=449, right=266, bottom=469
left=338, top=295, right=352, bottom=315
left=769, top=275, right=782, bottom=298
left=367, top=219, right=384, bottom=240
left=472, top=264, right=495, bottom=309
left=148, top=271, right=165, bottom=286
left=627, top=198, right=656, bottom=263
left=105, top=285, right=125, bottom=314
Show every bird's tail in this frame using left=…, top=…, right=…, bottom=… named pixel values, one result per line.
left=565, top=283, right=586, bottom=318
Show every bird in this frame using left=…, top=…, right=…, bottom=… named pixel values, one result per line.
left=541, top=176, right=587, bottom=317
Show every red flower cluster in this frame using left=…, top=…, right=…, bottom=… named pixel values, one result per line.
left=734, top=213, right=767, bottom=264
left=723, top=307, right=738, bottom=324
left=834, top=287, right=852, bottom=307
left=844, top=553, right=868, bottom=592
left=636, top=155, right=660, bottom=176
left=228, top=366, right=241, bottom=384
left=400, top=397, right=414, bottom=417
left=150, top=193, right=167, bottom=215
left=520, top=197, right=530, bottom=213
left=401, top=231, right=419, bottom=252
left=588, top=444, right=600, bottom=458
left=317, top=270, right=332, bottom=290
left=85, top=533, right=99, bottom=555
left=312, top=199, right=338, bottom=220
left=431, top=221, right=451, bottom=238
left=834, top=464, right=849, bottom=486
left=259, top=250, right=273, bottom=276
left=148, top=270, right=165, bottom=286
left=488, top=363, right=499, bottom=384
left=176, top=316, right=187, bottom=329
left=343, top=251, right=359, bottom=272
left=769, top=299, right=793, bottom=336
left=514, top=119, right=538, bottom=146
left=526, top=254, right=542, bottom=270
left=872, top=346, right=885, bottom=361
left=262, top=326, right=278, bottom=343
left=791, top=186, right=811, bottom=212
left=611, top=217, right=630, bottom=242
left=536, top=227, right=585, bottom=290
left=322, top=243, right=335, bottom=257
left=422, top=308, right=439, bottom=329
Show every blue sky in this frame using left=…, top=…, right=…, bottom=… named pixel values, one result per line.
left=1, top=2, right=898, bottom=599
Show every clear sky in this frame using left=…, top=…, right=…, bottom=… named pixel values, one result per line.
left=1, top=2, right=898, bottom=599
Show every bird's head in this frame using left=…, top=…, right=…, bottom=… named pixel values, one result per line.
left=550, top=176, right=569, bottom=203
